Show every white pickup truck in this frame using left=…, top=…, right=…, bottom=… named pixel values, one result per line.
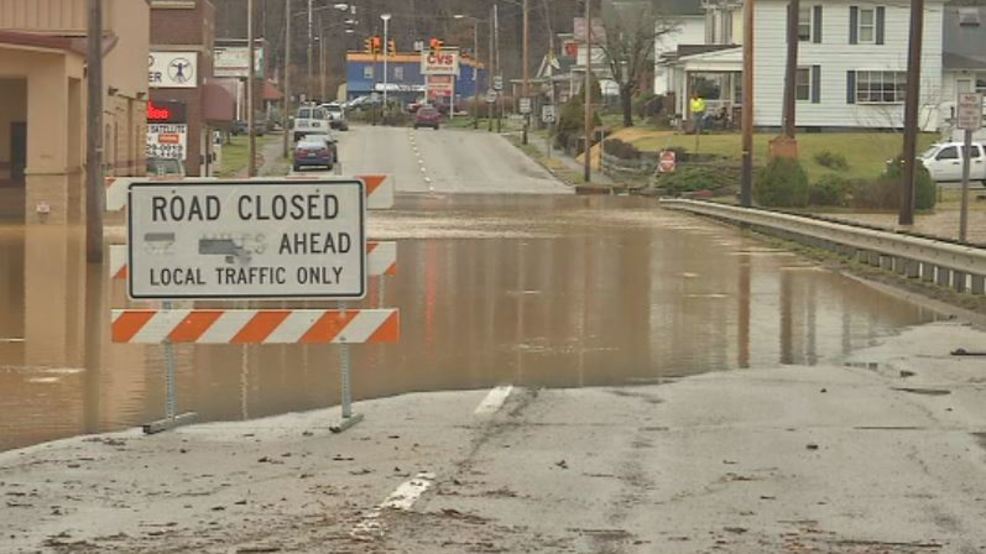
left=920, top=142, right=986, bottom=184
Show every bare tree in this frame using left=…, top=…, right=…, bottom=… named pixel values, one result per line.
left=597, top=0, right=679, bottom=127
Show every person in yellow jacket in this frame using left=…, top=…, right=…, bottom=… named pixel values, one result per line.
left=689, top=92, right=707, bottom=134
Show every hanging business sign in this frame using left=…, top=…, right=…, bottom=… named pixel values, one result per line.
left=127, top=179, right=367, bottom=300
left=214, top=46, right=265, bottom=78
left=149, top=52, right=198, bottom=88
left=421, top=49, right=460, bottom=76
left=427, top=75, right=454, bottom=99
left=146, top=124, right=188, bottom=160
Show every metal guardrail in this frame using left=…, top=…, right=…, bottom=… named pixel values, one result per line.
left=660, top=199, right=986, bottom=295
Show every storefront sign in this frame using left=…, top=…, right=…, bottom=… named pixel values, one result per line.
left=146, top=124, right=188, bottom=160
left=149, top=52, right=198, bottom=88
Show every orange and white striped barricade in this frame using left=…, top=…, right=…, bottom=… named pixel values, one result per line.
left=112, top=309, right=399, bottom=345
left=118, top=177, right=398, bottom=434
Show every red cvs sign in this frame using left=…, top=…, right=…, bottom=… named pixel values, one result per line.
left=421, top=50, right=459, bottom=76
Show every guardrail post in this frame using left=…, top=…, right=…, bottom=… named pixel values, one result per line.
left=905, top=259, right=920, bottom=279
left=868, top=252, right=881, bottom=267
left=921, top=263, right=935, bottom=282
left=894, top=257, right=908, bottom=275
left=953, top=271, right=968, bottom=293
left=972, top=275, right=985, bottom=295
left=880, top=255, right=894, bottom=271
left=937, top=267, right=951, bottom=287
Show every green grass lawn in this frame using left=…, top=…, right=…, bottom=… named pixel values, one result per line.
left=630, top=132, right=939, bottom=181
left=216, top=136, right=249, bottom=178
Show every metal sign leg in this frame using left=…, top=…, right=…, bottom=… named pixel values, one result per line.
left=143, top=300, right=197, bottom=434
left=331, top=301, right=363, bottom=433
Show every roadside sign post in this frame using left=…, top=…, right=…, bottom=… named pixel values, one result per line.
left=118, top=177, right=399, bottom=435
left=957, top=93, right=982, bottom=243
left=541, top=105, right=557, bottom=159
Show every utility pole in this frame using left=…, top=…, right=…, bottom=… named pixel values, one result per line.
left=473, top=20, right=480, bottom=130
left=382, top=14, right=391, bottom=108
left=740, top=0, right=755, bottom=206
left=495, top=3, right=502, bottom=134
left=86, top=0, right=104, bottom=262
left=247, top=0, right=257, bottom=177
left=781, top=0, right=799, bottom=138
left=583, top=0, right=593, bottom=183
left=489, top=10, right=495, bottom=132
left=283, top=0, right=292, bottom=158
left=899, top=0, right=925, bottom=226
left=319, top=13, right=326, bottom=101
left=307, top=0, right=314, bottom=100
left=522, top=0, right=529, bottom=145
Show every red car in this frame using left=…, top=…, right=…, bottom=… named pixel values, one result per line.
left=414, top=106, right=441, bottom=130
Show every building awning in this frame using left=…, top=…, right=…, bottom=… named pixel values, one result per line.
left=203, top=81, right=235, bottom=125
left=0, top=29, right=87, bottom=55
left=263, top=80, right=283, bottom=101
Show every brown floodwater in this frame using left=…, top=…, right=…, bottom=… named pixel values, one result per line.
left=0, top=194, right=941, bottom=451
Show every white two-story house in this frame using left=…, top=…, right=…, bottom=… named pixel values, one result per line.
left=656, top=0, right=949, bottom=131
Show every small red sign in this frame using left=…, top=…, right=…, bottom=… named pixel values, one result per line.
left=658, top=150, right=676, bottom=173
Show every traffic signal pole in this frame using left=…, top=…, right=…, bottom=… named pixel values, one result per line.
left=247, top=0, right=256, bottom=177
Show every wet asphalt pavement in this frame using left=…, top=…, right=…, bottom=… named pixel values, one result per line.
left=0, top=126, right=942, bottom=452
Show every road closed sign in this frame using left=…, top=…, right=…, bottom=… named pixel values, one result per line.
left=127, top=179, right=367, bottom=300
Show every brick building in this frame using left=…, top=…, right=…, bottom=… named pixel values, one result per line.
left=150, top=0, right=233, bottom=177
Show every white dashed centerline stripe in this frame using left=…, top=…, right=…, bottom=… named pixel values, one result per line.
left=474, top=385, right=513, bottom=415
left=350, top=472, right=436, bottom=540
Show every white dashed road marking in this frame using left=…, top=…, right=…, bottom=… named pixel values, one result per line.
left=350, top=472, right=436, bottom=540
left=474, top=385, right=514, bottom=416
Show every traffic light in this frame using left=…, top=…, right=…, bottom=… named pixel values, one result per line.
left=371, top=36, right=383, bottom=55
left=429, top=37, right=444, bottom=55
left=388, top=39, right=397, bottom=57
left=364, top=37, right=373, bottom=54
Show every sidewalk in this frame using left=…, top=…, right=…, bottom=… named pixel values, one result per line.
left=520, top=130, right=617, bottom=187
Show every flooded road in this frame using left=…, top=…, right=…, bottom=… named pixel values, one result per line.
left=0, top=194, right=940, bottom=451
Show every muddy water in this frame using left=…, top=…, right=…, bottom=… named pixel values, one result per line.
left=0, top=195, right=940, bottom=451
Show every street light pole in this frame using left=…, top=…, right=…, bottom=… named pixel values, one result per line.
left=283, top=0, right=292, bottom=158
left=318, top=14, right=326, bottom=101
left=382, top=13, right=391, bottom=109
left=495, top=2, right=502, bottom=133
left=86, top=0, right=104, bottom=261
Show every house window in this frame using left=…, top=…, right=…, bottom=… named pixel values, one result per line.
left=977, top=74, right=986, bottom=93
left=796, top=68, right=811, bottom=100
left=858, top=8, right=876, bottom=43
left=723, top=11, right=733, bottom=43
left=363, top=66, right=374, bottom=79
left=798, top=6, right=813, bottom=41
left=393, top=66, right=404, bottom=80
left=855, top=70, right=906, bottom=103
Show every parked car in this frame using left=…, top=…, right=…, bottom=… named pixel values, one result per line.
left=301, top=132, right=338, bottom=164
left=919, top=142, right=986, bottom=184
left=230, top=120, right=249, bottom=136
left=320, top=102, right=349, bottom=131
left=414, top=106, right=441, bottom=130
left=146, top=157, right=184, bottom=177
left=293, top=138, right=334, bottom=172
